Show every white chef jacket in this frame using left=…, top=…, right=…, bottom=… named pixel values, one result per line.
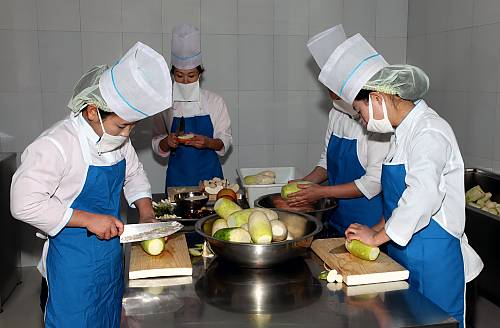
left=317, top=107, right=391, bottom=199
left=384, top=100, right=483, bottom=282
left=152, top=88, right=232, bottom=157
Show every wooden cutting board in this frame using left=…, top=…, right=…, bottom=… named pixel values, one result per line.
left=311, top=238, right=409, bottom=286
left=129, top=234, right=192, bottom=280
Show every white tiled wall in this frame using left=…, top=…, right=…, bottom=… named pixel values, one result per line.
left=0, top=0, right=408, bottom=266
left=407, top=0, right=500, bottom=174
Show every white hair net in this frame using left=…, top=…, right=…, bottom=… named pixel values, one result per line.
left=67, top=65, right=112, bottom=113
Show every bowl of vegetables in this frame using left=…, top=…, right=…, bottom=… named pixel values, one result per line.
left=194, top=198, right=322, bottom=268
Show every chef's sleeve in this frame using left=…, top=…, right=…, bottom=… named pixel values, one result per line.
left=151, top=111, right=170, bottom=157
left=385, top=130, right=450, bottom=246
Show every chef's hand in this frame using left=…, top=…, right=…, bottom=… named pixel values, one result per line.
left=86, top=214, right=124, bottom=240
left=166, top=134, right=179, bottom=149
left=185, top=135, right=210, bottom=149
left=135, top=198, right=158, bottom=224
left=287, top=183, right=325, bottom=207
left=345, top=223, right=378, bottom=246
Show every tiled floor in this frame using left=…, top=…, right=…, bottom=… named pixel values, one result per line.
left=1, top=267, right=500, bottom=327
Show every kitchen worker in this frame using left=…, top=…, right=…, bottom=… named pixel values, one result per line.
left=343, top=64, right=483, bottom=327
left=10, top=42, right=172, bottom=327
left=288, top=30, right=391, bottom=236
left=152, top=24, right=232, bottom=189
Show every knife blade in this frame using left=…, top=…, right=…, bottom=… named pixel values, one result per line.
left=120, top=221, right=183, bottom=243
left=177, top=116, right=185, bottom=136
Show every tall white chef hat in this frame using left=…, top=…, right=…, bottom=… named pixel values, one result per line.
left=307, top=24, right=346, bottom=69
left=171, top=24, right=202, bottom=70
left=318, top=34, right=389, bottom=105
left=98, top=42, right=172, bottom=122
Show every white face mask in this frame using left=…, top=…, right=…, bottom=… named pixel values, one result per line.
left=367, top=96, right=394, bottom=133
left=332, top=98, right=359, bottom=119
left=173, top=80, right=200, bottom=102
left=96, top=111, right=128, bottom=154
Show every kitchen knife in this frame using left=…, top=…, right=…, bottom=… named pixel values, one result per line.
left=120, top=221, right=183, bottom=243
left=177, top=116, right=185, bottom=136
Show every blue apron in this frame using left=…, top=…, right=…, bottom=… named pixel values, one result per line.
left=381, top=163, right=465, bottom=327
left=326, top=134, right=383, bottom=235
left=166, top=115, right=223, bottom=188
left=45, top=159, right=125, bottom=328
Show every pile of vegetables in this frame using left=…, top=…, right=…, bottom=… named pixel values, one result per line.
left=466, top=185, right=500, bottom=216
left=243, top=170, right=276, bottom=185
left=152, top=199, right=177, bottom=219
left=210, top=198, right=293, bottom=244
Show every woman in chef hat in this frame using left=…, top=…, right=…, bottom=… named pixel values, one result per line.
left=344, top=64, right=483, bottom=328
left=10, top=42, right=172, bottom=327
left=287, top=30, right=391, bottom=237
left=152, top=24, right=232, bottom=189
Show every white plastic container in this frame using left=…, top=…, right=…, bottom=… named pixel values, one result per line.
left=237, top=167, right=297, bottom=208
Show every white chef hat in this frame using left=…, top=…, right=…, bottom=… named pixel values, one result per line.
left=99, top=42, right=172, bottom=122
left=171, top=24, right=202, bottom=70
left=318, top=34, right=389, bottom=105
left=307, top=24, right=346, bottom=69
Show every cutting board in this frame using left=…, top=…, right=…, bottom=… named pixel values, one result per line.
left=311, top=238, right=409, bottom=286
left=129, top=234, right=192, bottom=280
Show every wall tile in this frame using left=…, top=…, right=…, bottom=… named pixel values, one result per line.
left=448, top=0, right=474, bottom=30
left=238, top=35, right=274, bottom=91
left=375, top=37, right=407, bottom=64
left=473, top=0, right=500, bottom=26
left=274, top=35, right=311, bottom=91
left=307, top=90, right=331, bottom=144
left=41, top=92, right=71, bottom=129
left=82, top=32, right=123, bottom=71
left=274, top=0, right=308, bottom=36
left=0, top=30, right=40, bottom=93
left=440, top=91, right=468, bottom=150
left=306, top=143, right=325, bottom=173
left=201, top=0, right=237, bottom=34
left=274, top=144, right=308, bottom=174
left=0, top=92, right=43, bottom=152
left=201, top=35, right=238, bottom=91
left=238, top=0, right=274, bottom=35
left=494, top=94, right=500, bottom=162
left=123, top=0, right=162, bottom=33
left=238, top=91, right=275, bottom=145
left=376, top=0, right=408, bottom=37
left=36, top=0, right=80, bottom=31
left=343, top=0, right=376, bottom=38
left=407, top=0, right=427, bottom=36
left=309, top=0, right=343, bottom=36
left=163, top=0, right=201, bottom=33
left=238, top=144, right=275, bottom=168
left=424, top=32, right=447, bottom=91
left=406, top=35, right=425, bottom=69
left=426, top=0, right=449, bottom=34
left=38, top=31, right=82, bottom=93
left=123, top=33, right=163, bottom=55
left=0, top=0, right=36, bottom=30
left=80, top=0, right=122, bottom=32
left=470, top=24, right=500, bottom=93
left=214, top=90, right=238, bottom=145
left=274, top=91, right=309, bottom=145
left=444, top=28, right=472, bottom=92
left=221, top=146, right=239, bottom=182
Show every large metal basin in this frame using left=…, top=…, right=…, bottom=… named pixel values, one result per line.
left=254, top=193, right=336, bottom=221
left=464, top=168, right=500, bottom=306
left=194, top=210, right=322, bottom=268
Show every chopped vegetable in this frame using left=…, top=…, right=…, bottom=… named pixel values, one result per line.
left=214, top=198, right=242, bottom=220
left=318, top=270, right=329, bottom=280
left=152, top=199, right=175, bottom=218
left=465, top=185, right=485, bottom=202
left=248, top=211, right=272, bottom=244
left=188, top=248, right=202, bottom=257
left=326, top=269, right=338, bottom=283
left=213, top=227, right=252, bottom=243
left=211, top=218, right=228, bottom=236
left=477, top=192, right=492, bottom=207
left=345, top=240, right=380, bottom=261
left=140, top=238, right=165, bottom=256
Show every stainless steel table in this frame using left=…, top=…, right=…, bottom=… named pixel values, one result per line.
left=122, top=235, right=457, bottom=328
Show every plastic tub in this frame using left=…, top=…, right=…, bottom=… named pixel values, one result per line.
left=237, top=167, right=296, bottom=208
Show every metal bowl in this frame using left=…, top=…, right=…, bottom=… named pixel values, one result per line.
left=174, top=191, right=209, bottom=213
left=194, top=210, right=322, bottom=268
left=254, top=193, right=336, bottom=221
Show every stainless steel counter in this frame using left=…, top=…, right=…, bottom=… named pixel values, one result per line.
left=121, top=235, right=457, bottom=328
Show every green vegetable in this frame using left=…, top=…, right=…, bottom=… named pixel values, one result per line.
left=227, top=209, right=254, bottom=227
left=477, top=192, right=492, bottom=207
left=257, top=208, right=279, bottom=221
left=213, top=227, right=252, bottom=243
left=211, top=218, right=228, bottom=236
left=465, top=185, right=485, bottom=203
left=214, top=198, right=242, bottom=220
left=243, top=174, right=275, bottom=185
left=258, top=170, right=275, bottom=178
left=318, top=270, right=329, bottom=280
left=280, top=181, right=313, bottom=199
left=345, top=240, right=380, bottom=261
left=248, top=211, right=272, bottom=244
left=188, top=248, right=202, bottom=256
left=140, top=238, right=165, bottom=256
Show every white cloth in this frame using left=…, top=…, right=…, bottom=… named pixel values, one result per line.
left=317, top=107, right=391, bottom=199
left=383, top=100, right=483, bottom=282
left=319, top=34, right=388, bottom=105
left=171, top=24, right=202, bottom=69
left=99, top=42, right=172, bottom=122
left=152, top=89, right=232, bottom=157
left=10, top=113, right=152, bottom=237
left=307, top=25, right=346, bottom=69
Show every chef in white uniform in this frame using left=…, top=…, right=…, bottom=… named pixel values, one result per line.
left=10, top=42, right=172, bottom=327
left=288, top=29, right=391, bottom=236
left=343, top=65, right=483, bottom=328
left=152, top=24, right=232, bottom=189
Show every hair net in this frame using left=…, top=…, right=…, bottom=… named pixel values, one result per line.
left=363, top=64, right=430, bottom=100
left=67, top=65, right=112, bottom=113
